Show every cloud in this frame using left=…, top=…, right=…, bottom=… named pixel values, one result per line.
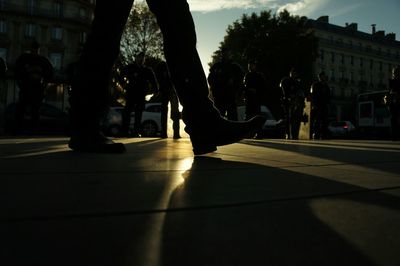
left=277, top=0, right=329, bottom=15
left=187, top=0, right=278, bottom=12
left=187, top=0, right=329, bottom=15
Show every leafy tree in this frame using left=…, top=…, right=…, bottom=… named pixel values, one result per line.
left=110, top=2, right=164, bottom=105
left=120, top=2, right=164, bottom=64
left=211, top=10, right=318, bottom=117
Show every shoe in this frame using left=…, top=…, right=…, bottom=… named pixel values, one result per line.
left=253, top=133, right=264, bottom=139
left=130, top=131, right=141, bottom=138
left=188, top=115, right=266, bottom=155
left=69, top=132, right=126, bottom=153
left=173, top=134, right=181, bottom=139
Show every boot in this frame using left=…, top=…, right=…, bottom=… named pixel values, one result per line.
left=187, top=115, right=266, bottom=155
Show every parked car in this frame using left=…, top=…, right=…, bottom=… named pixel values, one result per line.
left=4, top=102, right=69, bottom=135
left=328, top=120, right=356, bottom=137
left=102, top=102, right=162, bottom=137
left=237, top=105, right=285, bottom=138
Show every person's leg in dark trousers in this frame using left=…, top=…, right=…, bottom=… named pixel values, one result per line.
left=132, top=101, right=144, bottom=136
left=169, top=91, right=181, bottom=139
left=147, top=0, right=266, bottom=155
left=69, top=0, right=265, bottom=154
left=160, top=96, right=169, bottom=138
left=68, top=1, right=133, bottom=152
left=121, top=101, right=133, bottom=136
left=391, top=105, right=400, bottom=141
left=226, top=101, right=238, bottom=121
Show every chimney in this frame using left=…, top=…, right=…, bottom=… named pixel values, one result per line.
left=346, top=23, right=358, bottom=32
left=375, top=30, right=385, bottom=37
left=317, top=16, right=329, bottom=23
left=386, top=33, right=396, bottom=41
left=371, top=24, right=376, bottom=34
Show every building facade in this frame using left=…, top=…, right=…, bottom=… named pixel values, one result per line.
left=310, top=16, right=400, bottom=121
left=0, top=0, right=95, bottom=120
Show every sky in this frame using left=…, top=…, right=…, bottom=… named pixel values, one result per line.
left=187, top=0, right=400, bottom=74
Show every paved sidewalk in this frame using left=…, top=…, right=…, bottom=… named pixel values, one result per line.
left=1, top=137, right=400, bottom=266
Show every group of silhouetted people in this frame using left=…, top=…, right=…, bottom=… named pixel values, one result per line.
left=208, top=52, right=267, bottom=139
left=118, top=53, right=181, bottom=139
left=4, top=0, right=399, bottom=153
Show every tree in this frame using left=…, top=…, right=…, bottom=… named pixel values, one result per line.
left=210, top=10, right=318, bottom=117
left=109, top=2, right=164, bottom=106
left=120, top=2, right=164, bottom=64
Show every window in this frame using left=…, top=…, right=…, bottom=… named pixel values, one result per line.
left=320, top=50, right=324, bottom=61
left=340, top=71, right=345, bottom=80
left=348, top=40, right=353, bottom=49
left=25, top=23, right=36, bottom=37
left=51, top=27, right=63, bottom=40
left=27, top=0, right=36, bottom=15
left=49, top=53, right=62, bottom=70
left=0, top=0, right=6, bottom=10
left=0, top=47, right=7, bottom=61
left=330, top=69, right=335, bottom=81
left=0, top=20, right=6, bottom=33
left=79, top=8, right=88, bottom=19
left=79, top=31, right=87, bottom=44
left=54, top=1, right=63, bottom=17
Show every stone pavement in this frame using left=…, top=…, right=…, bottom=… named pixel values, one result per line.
left=0, top=136, right=399, bottom=266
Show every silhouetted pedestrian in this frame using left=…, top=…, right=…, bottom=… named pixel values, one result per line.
left=310, top=71, right=330, bottom=139
left=208, top=49, right=244, bottom=121
left=157, top=62, right=181, bottom=139
left=243, top=60, right=266, bottom=139
left=14, top=40, right=53, bottom=134
left=280, top=68, right=305, bottom=140
left=0, top=57, right=6, bottom=79
left=68, top=0, right=265, bottom=155
left=120, top=52, right=158, bottom=137
left=387, top=66, right=400, bottom=141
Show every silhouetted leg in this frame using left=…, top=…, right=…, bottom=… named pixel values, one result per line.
left=212, top=99, right=225, bottom=117
left=14, top=102, right=25, bottom=134
left=146, top=0, right=219, bottom=125
left=147, top=0, right=266, bottom=154
left=133, top=102, right=144, bottom=136
left=226, top=101, right=238, bottom=121
left=391, top=106, right=400, bottom=140
left=122, top=102, right=133, bottom=136
left=68, top=0, right=133, bottom=153
left=170, top=92, right=181, bottom=138
left=30, top=100, right=41, bottom=134
left=160, top=97, right=169, bottom=137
